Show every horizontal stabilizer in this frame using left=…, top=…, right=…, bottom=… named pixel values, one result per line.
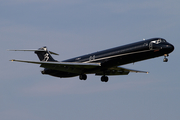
left=8, top=49, right=59, bottom=55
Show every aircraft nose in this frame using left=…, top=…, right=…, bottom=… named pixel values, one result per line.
left=166, top=43, right=174, bottom=53
left=169, top=44, right=174, bottom=51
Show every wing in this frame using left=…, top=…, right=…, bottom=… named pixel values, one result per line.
left=117, top=66, right=149, bottom=73
left=95, top=66, right=149, bottom=75
left=10, top=59, right=101, bottom=74
left=10, top=59, right=148, bottom=75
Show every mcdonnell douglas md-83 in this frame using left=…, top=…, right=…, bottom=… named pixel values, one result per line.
left=9, top=38, right=174, bottom=82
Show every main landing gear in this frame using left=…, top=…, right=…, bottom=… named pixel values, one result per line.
left=163, top=54, right=169, bottom=62
left=101, top=75, right=109, bottom=82
left=79, top=74, right=87, bottom=80
left=79, top=74, right=109, bottom=82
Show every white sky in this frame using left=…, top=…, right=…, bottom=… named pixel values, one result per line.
left=1, top=0, right=180, bottom=120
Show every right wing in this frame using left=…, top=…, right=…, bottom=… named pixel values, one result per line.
left=95, top=66, right=149, bottom=75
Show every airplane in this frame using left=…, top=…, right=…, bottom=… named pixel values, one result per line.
left=9, top=38, right=174, bottom=82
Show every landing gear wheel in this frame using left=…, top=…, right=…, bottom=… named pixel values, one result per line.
left=163, top=54, right=169, bottom=62
left=101, top=75, right=109, bottom=82
left=163, top=58, right=168, bottom=62
left=79, top=74, right=87, bottom=80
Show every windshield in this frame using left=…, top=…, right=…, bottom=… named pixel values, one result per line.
left=151, top=39, right=166, bottom=44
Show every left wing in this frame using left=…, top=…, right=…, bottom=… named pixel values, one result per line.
left=10, top=59, right=148, bottom=75
left=10, top=59, right=101, bottom=74
left=10, top=59, right=100, bottom=66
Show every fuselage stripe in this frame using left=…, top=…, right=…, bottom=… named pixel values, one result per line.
left=83, top=49, right=155, bottom=63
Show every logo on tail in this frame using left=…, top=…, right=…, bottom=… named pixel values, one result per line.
left=43, top=53, right=49, bottom=61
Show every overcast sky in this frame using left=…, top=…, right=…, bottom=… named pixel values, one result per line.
left=1, top=0, right=180, bottom=120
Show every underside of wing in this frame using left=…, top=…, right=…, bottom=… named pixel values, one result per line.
left=10, top=59, right=148, bottom=76
left=95, top=66, right=148, bottom=76
left=10, top=59, right=101, bottom=74
left=117, top=66, right=149, bottom=74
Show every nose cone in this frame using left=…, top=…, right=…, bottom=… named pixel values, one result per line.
left=165, top=43, right=174, bottom=53
left=169, top=44, right=174, bottom=52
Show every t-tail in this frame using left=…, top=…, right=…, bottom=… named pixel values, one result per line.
left=8, top=46, right=59, bottom=62
left=34, top=46, right=58, bottom=62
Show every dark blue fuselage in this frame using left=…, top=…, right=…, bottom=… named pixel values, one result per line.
left=44, top=38, right=174, bottom=78
left=64, top=38, right=174, bottom=65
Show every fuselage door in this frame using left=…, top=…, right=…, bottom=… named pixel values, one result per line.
left=149, top=41, right=154, bottom=50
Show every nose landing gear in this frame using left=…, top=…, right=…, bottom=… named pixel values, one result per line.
left=163, top=54, right=169, bottom=62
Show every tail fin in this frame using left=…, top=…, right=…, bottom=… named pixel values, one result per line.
left=8, top=46, right=59, bottom=62
left=35, top=46, right=58, bottom=62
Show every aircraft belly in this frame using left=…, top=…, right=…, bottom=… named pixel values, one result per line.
left=42, top=69, right=78, bottom=78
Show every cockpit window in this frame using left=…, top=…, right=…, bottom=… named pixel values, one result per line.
left=162, top=39, right=166, bottom=42
left=152, top=39, right=166, bottom=44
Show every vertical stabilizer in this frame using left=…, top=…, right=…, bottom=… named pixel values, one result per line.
left=35, top=46, right=57, bottom=62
